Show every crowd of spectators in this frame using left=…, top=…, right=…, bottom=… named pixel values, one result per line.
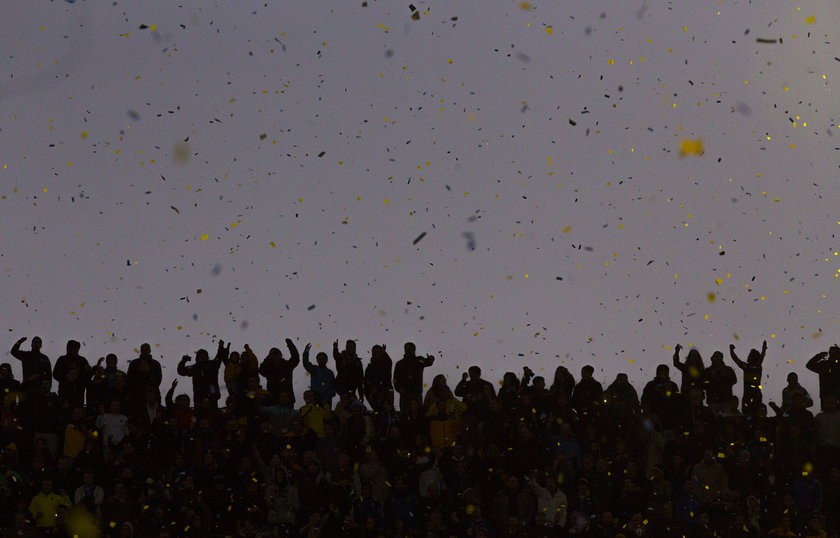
left=2, top=335, right=840, bottom=537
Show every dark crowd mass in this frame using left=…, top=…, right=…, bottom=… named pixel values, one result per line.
left=2, top=336, right=840, bottom=538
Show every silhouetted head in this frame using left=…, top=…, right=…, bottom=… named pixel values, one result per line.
left=616, top=373, right=628, bottom=383
left=346, top=340, right=356, bottom=354
left=747, top=349, right=761, bottom=365
left=656, top=364, right=670, bottom=379
left=106, top=353, right=118, bottom=367
left=316, top=352, right=328, bottom=367
left=581, top=365, right=594, bottom=379
left=710, top=351, right=723, bottom=364
left=196, top=349, right=209, bottom=363
left=0, top=364, right=11, bottom=379
left=787, top=372, right=798, bottom=385
left=830, top=345, right=840, bottom=362
left=686, top=349, right=703, bottom=368
left=66, top=340, right=81, bottom=355
left=140, top=343, right=151, bottom=356
left=31, top=337, right=42, bottom=351
left=404, top=342, right=416, bottom=357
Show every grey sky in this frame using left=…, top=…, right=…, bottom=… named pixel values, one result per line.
left=2, top=0, right=838, bottom=402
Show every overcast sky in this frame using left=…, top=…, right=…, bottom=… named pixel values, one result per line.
left=2, top=0, right=839, bottom=403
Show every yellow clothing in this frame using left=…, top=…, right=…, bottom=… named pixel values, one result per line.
left=299, top=403, right=332, bottom=438
left=28, top=492, right=71, bottom=528
left=63, top=425, right=87, bottom=458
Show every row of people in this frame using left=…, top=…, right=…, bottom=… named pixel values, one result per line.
left=2, top=337, right=840, bottom=537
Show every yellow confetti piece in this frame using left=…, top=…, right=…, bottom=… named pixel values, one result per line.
left=519, top=1, right=533, bottom=10
left=679, top=138, right=704, bottom=157
left=200, top=234, right=209, bottom=240
left=805, top=15, right=816, bottom=24
left=545, top=27, right=553, bottom=35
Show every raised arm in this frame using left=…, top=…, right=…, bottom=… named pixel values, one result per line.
left=301, top=344, right=313, bottom=372
left=165, top=379, right=178, bottom=408
left=672, top=344, right=684, bottom=370
left=214, top=339, right=230, bottom=364
left=807, top=352, right=827, bottom=373
left=759, top=340, right=768, bottom=362
left=177, top=355, right=193, bottom=377
left=728, top=344, right=747, bottom=370
left=10, top=337, right=27, bottom=361
left=286, top=339, right=300, bottom=367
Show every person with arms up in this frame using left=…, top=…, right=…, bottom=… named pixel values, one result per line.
left=177, top=339, right=228, bottom=407
left=259, top=339, right=301, bottom=405
left=729, top=340, right=767, bottom=416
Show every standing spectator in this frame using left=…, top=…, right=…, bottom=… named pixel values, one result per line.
left=807, top=345, right=840, bottom=408
left=703, top=350, right=737, bottom=416
left=74, top=470, right=105, bottom=519
left=53, top=340, right=91, bottom=395
left=10, top=336, right=51, bottom=391
left=302, top=344, right=336, bottom=408
left=259, top=339, right=301, bottom=405
left=333, top=340, right=364, bottom=402
left=672, top=344, right=705, bottom=396
left=126, top=343, right=162, bottom=410
left=571, top=365, right=603, bottom=421
left=729, top=340, right=767, bottom=416
left=177, top=339, right=228, bottom=407
left=641, top=365, right=681, bottom=433
left=393, top=342, right=435, bottom=412
left=28, top=479, right=70, bottom=533
left=0, top=363, right=22, bottom=396
left=815, top=395, right=840, bottom=476
left=770, top=372, right=814, bottom=416
left=529, top=470, right=568, bottom=529
left=550, top=366, right=576, bottom=398
left=363, top=345, right=393, bottom=413
left=604, top=373, right=640, bottom=429
left=96, top=399, right=128, bottom=461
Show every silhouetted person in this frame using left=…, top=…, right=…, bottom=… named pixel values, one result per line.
left=769, top=372, right=814, bottom=416
left=258, top=339, right=300, bottom=405
left=605, top=373, right=640, bottom=428
left=10, top=336, right=51, bottom=390
left=364, top=344, right=393, bottom=412
left=807, top=345, right=840, bottom=408
left=53, top=340, right=90, bottom=395
left=641, top=364, right=681, bottom=432
left=729, top=340, right=766, bottom=416
left=0, top=363, right=22, bottom=396
left=177, top=339, right=227, bottom=407
left=549, top=366, right=576, bottom=398
left=571, top=365, right=603, bottom=420
left=455, top=366, right=496, bottom=415
left=302, top=344, right=336, bottom=407
left=393, top=342, right=435, bottom=412
left=333, top=339, right=364, bottom=402
left=126, top=343, right=162, bottom=410
left=815, top=395, right=840, bottom=478
left=702, top=351, right=736, bottom=416
left=672, top=344, right=705, bottom=396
